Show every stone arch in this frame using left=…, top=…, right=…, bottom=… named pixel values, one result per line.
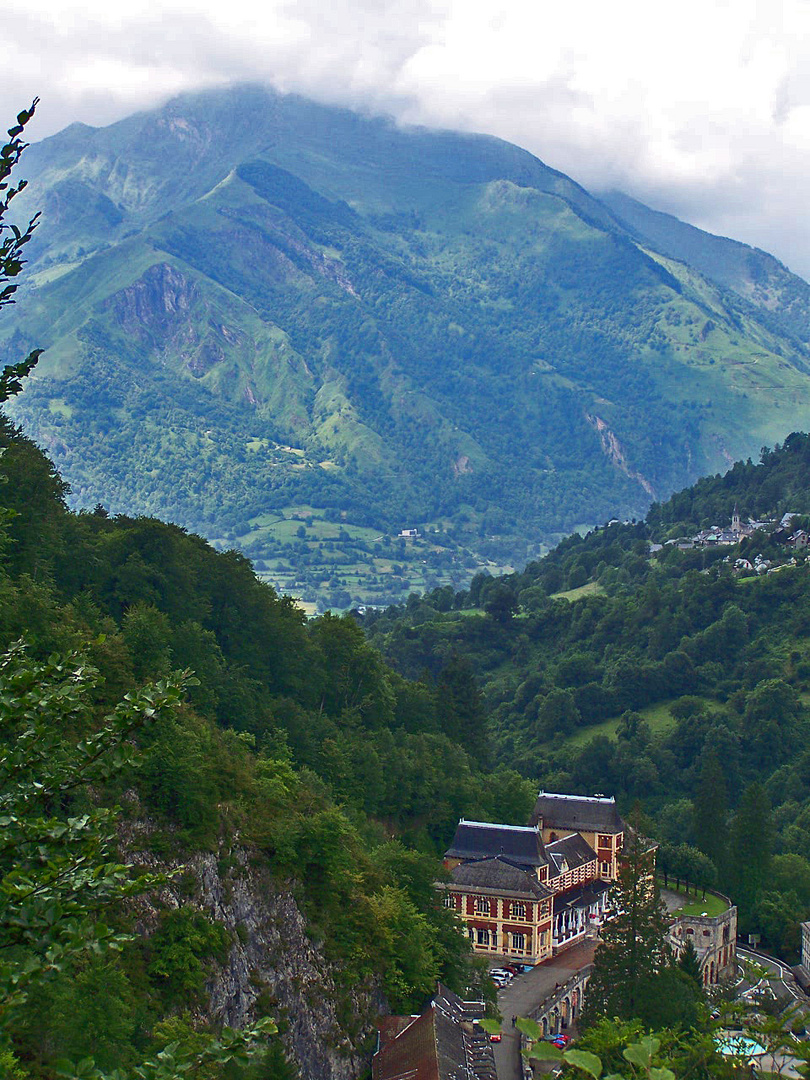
left=571, top=988, right=580, bottom=1018
left=709, top=960, right=715, bottom=984
left=541, top=1016, right=548, bottom=1037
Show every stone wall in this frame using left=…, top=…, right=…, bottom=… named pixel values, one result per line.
left=670, top=903, right=737, bottom=985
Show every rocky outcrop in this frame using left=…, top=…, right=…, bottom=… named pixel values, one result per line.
left=586, top=413, right=656, bottom=498
left=127, top=829, right=382, bottom=1080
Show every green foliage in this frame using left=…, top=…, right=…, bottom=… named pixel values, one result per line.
left=0, top=100, right=42, bottom=403
left=582, top=828, right=702, bottom=1030
left=561, top=1020, right=725, bottom=1080
left=147, top=909, right=230, bottom=1003
left=367, top=435, right=810, bottom=959
left=0, top=642, right=187, bottom=1025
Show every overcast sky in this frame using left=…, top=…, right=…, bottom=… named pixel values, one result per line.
left=3, top=0, right=810, bottom=277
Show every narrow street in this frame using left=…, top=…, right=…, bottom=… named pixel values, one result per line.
left=736, top=946, right=809, bottom=1008
left=490, top=942, right=596, bottom=1080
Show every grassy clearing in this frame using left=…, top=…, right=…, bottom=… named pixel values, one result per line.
left=665, top=885, right=728, bottom=918
left=550, top=582, right=605, bottom=602
left=555, top=698, right=687, bottom=750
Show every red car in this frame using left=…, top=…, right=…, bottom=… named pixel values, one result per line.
left=489, top=1033, right=502, bottom=1043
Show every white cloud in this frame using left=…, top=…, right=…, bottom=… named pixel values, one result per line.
left=3, top=0, right=810, bottom=275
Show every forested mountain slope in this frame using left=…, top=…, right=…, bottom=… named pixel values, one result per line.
left=364, top=434, right=810, bottom=962
left=602, top=190, right=810, bottom=349
left=3, top=85, right=810, bottom=608
left=0, top=412, right=534, bottom=1076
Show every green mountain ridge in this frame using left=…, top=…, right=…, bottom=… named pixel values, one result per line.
left=601, top=189, right=810, bottom=349
left=363, top=433, right=810, bottom=961
left=4, top=84, right=810, bottom=609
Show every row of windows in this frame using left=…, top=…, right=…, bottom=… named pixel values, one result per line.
left=468, top=928, right=530, bottom=950
left=444, top=895, right=530, bottom=919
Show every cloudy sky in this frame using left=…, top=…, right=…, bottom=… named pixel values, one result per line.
left=3, top=0, right=810, bottom=276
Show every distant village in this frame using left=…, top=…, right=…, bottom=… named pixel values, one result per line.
left=652, top=508, right=809, bottom=575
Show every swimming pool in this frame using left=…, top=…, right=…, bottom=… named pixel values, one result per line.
left=716, top=1033, right=767, bottom=1059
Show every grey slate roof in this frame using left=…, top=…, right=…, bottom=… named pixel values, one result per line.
left=530, top=792, right=625, bottom=834
left=546, top=832, right=597, bottom=876
left=445, top=820, right=547, bottom=867
left=552, top=880, right=612, bottom=913
left=446, top=856, right=551, bottom=899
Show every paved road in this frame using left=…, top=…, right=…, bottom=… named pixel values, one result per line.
left=737, top=947, right=809, bottom=1009
left=491, top=942, right=596, bottom=1080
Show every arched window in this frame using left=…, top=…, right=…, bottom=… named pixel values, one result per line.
left=477, top=928, right=490, bottom=946
left=443, top=894, right=455, bottom=908
left=511, top=901, right=526, bottom=919
left=475, top=898, right=490, bottom=915
left=512, top=932, right=526, bottom=951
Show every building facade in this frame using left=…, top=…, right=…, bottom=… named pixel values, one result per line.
left=795, top=921, right=810, bottom=992
left=669, top=903, right=738, bottom=986
left=440, top=794, right=625, bottom=965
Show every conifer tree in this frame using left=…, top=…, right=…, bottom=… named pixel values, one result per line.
left=692, top=750, right=728, bottom=874
left=678, top=938, right=703, bottom=989
left=583, top=826, right=671, bottom=1025
left=0, top=100, right=42, bottom=401
left=728, top=782, right=774, bottom=925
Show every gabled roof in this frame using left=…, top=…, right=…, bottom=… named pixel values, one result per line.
left=445, top=856, right=551, bottom=899
left=373, top=984, right=495, bottom=1080
left=552, top=880, right=611, bottom=913
left=445, top=820, right=547, bottom=867
left=546, top=832, right=597, bottom=876
left=530, top=792, right=625, bottom=834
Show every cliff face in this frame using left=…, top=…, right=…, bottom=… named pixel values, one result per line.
left=130, top=832, right=383, bottom=1080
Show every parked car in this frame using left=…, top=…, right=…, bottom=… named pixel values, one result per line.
left=489, top=1033, right=502, bottom=1043
left=546, top=1034, right=572, bottom=1048
left=502, top=963, right=521, bottom=975
left=490, top=968, right=514, bottom=981
left=490, top=973, right=509, bottom=988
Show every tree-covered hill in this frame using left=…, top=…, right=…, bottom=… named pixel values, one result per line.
left=602, top=190, right=810, bottom=350
left=0, top=408, right=537, bottom=1076
left=363, top=434, right=810, bottom=962
left=4, top=85, right=810, bottom=609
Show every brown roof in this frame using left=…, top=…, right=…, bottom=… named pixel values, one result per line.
left=373, top=986, right=495, bottom=1080
left=377, top=1015, right=418, bottom=1053
left=374, top=1007, right=438, bottom=1080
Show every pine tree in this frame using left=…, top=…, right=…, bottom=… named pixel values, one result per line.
left=728, top=782, right=774, bottom=925
left=583, top=826, right=671, bottom=1025
left=678, top=938, right=703, bottom=988
left=692, top=750, right=728, bottom=874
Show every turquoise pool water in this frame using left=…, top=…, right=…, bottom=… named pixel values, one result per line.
left=716, top=1033, right=767, bottom=1058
